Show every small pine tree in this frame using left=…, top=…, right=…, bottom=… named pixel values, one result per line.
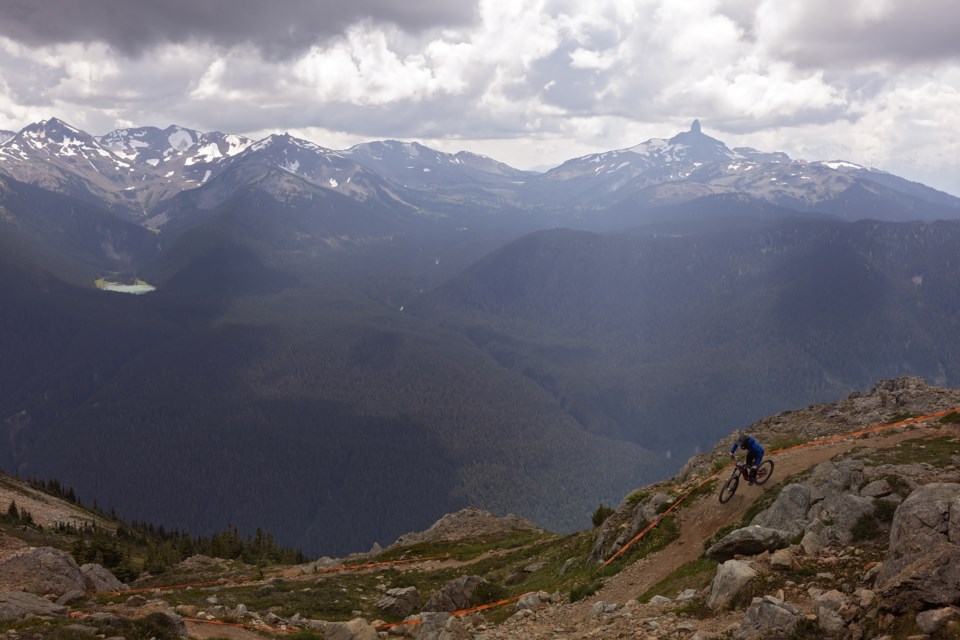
left=592, top=503, right=615, bottom=527
left=6, top=500, right=19, bottom=520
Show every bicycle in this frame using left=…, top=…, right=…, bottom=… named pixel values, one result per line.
left=718, top=456, right=774, bottom=503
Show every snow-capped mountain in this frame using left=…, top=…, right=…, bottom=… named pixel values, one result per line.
left=0, top=118, right=140, bottom=208
left=143, top=133, right=419, bottom=233
left=1, top=117, right=958, bottom=235
left=521, top=120, right=960, bottom=220
left=343, top=140, right=531, bottom=191
left=98, top=125, right=252, bottom=184
left=0, top=129, right=14, bottom=144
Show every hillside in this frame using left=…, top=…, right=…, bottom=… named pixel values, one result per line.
left=414, top=219, right=960, bottom=457
left=3, top=376, right=960, bottom=640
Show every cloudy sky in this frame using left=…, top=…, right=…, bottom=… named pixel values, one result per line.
left=1, top=0, right=959, bottom=194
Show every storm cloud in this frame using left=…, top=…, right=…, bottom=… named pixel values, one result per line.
left=0, top=0, right=477, bottom=57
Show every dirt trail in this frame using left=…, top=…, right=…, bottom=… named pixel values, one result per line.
left=186, top=620, right=270, bottom=640
left=555, top=426, right=933, bottom=625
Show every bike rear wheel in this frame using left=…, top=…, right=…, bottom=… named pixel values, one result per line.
left=754, top=459, right=775, bottom=485
left=719, top=474, right=739, bottom=503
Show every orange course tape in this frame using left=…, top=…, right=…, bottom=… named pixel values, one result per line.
left=374, top=592, right=534, bottom=632
left=596, top=406, right=960, bottom=572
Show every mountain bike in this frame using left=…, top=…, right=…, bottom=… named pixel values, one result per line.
left=718, top=457, right=774, bottom=503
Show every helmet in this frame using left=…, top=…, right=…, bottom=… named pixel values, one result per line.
left=737, top=432, right=749, bottom=446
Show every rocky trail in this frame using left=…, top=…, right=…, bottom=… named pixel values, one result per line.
left=481, top=422, right=951, bottom=638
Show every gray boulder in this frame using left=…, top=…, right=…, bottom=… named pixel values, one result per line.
left=916, top=607, right=960, bottom=635
left=706, top=560, right=757, bottom=610
left=0, top=590, right=68, bottom=621
left=377, top=586, right=421, bottom=618
left=807, top=492, right=875, bottom=545
left=733, top=595, right=801, bottom=640
left=325, top=617, right=379, bottom=640
left=423, top=576, right=483, bottom=612
left=860, top=479, right=893, bottom=498
left=751, top=484, right=811, bottom=537
left=705, top=526, right=793, bottom=561
left=0, top=546, right=86, bottom=596
left=80, top=563, right=127, bottom=593
left=876, top=483, right=960, bottom=612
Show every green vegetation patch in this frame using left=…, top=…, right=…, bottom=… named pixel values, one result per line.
left=939, top=411, right=960, bottom=425
left=3, top=612, right=184, bottom=640
left=865, top=435, right=960, bottom=467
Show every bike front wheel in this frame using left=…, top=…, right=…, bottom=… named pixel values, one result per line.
left=719, top=474, right=739, bottom=503
left=754, top=460, right=775, bottom=485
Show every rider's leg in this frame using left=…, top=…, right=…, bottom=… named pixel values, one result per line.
left=746, top=451, right=758, bottom=480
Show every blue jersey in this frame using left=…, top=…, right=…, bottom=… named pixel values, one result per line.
left=731, top=435, right=764, bottom=458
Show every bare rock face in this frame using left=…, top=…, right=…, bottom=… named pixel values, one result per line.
left=876, top=483, right=960, bottom=613
left=0, top=546, right=86, bottom=596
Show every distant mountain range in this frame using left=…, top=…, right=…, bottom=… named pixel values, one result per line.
left=3, top=116, right=960, bottom=556
left=2, top=118, right=958, bottom=239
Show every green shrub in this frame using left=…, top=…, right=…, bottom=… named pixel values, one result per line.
left=938, top=411, right=960, bottom=424
left=851, top=513, right=880, bottom=542
left=873, top=498, right=898, bottom=523
left=569, top=580, right=602, bottom=602
left=592, top=503, right=615, bottom=528
left=626, top=490, right=650, bottom=506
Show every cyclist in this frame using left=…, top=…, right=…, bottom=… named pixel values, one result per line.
left=730, top=431, right=764, bottom=483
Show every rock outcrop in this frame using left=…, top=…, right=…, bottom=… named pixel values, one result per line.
left=875, top=483, right=960, bottom=612
left=0, top=546, right=86, bottom=595
left=423, top=575, right=484, bottom=612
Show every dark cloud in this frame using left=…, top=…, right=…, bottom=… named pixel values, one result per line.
left=0, top=0, right=478, bottom=58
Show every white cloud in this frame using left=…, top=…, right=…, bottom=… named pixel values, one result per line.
left=0, top=0, right=959, bottom=195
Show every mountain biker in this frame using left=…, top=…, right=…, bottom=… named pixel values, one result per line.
left=730, top=431, right=764, bottom=483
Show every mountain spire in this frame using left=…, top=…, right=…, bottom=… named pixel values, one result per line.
left=690, top=119, right=702, bottom=134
